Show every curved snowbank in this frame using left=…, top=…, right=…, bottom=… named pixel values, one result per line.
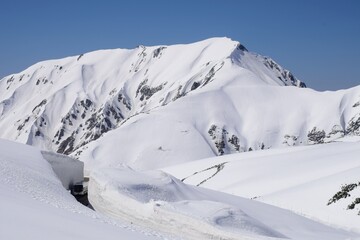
left=0, top=139, right=162, bottom=240
left=89, top=167, right=358, bottom=240
left=163, top=139, right=360, bottom=233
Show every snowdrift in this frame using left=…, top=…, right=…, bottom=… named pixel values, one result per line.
left=163, top=138, right=360, bottom=233
left=89, top=167, right=358, bottom=240
left=41, top=150, right=84, bottom=189
left=0, top=139, right=162, bottom=240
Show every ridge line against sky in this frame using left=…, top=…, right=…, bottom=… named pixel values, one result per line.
left=0, top=0, right=359, bottom=91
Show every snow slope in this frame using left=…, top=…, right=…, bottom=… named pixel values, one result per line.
left=0, top=139, right=166, bottom=240
left=163, top=138, right=360, bottom=233
left=78, top=84, right=360, bottom=174
left=0, top=37, right=302, bottom=154
left=0, top=37, right=359, bottom=173
left=89, top=167, right=359, bottom=240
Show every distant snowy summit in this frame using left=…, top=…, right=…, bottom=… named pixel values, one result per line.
left=0, top=37, right=359, bottom=171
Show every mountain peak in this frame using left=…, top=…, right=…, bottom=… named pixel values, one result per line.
left=0, top=38, right=312, bottom=161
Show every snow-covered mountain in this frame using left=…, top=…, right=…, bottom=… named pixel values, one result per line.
left=1, top=37, right=360, bottom=239
left=0, top=37, right=359, bottom=173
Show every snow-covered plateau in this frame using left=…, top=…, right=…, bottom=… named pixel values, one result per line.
left=1, top=37, right=360, bottom=239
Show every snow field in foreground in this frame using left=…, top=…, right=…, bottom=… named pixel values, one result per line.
left=0, top=139, right=165, bottom=240
left=163, top=139, right=360, bottom=234
left=89, top=167, right=359, bottom=240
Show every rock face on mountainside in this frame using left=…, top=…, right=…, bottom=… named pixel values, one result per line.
left=0, top=37, right=359, bottom=171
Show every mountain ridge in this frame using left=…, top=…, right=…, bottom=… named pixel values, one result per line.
left=0, top=37, right=359, bottom=173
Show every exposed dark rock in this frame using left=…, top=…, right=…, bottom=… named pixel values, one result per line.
left=85, top=113, right=97, bottom=129
left=77, top=54, right=84, bottom=61
left=203, top=67, right=216, bottom=86
left=208, top=125, right=217, bottom=140
left=32, top=99, right=47, bottom=113
left=326, top=125, right=344, bottom=139
left=263, top=57, right=305, bottom=87
left=237, top=43, right=248, bottom=52
left=346, top=114, right=360, bottom=135
left=308, top=127, right=326, bottom=144
left=191, top=81, right=201, bottom=91
left=328, top=182, right=359, bottom=205
left=172, top=85, right=185, bottom=101
left=202, top=62, right=225, bottom=87
left=118, top=93, right=132, bottom=110
left=104, top=117, right=112, bottom=128
left=208, top=124, right=228, bottom=155
left=80, top=99, right=93, bottom=110
left=57, top=134, right=76, bottom=155
left=299, top=82, right=307, bottom=88
left=17, top=117, right=30, bottom=131
left=139, top=84, right=164, bottom=101
left=136, top=79, right=148, bottom=97
left=347, top=198, right=360, bottom=210
left=228, top=135, right=240, bottom=151
left=153, top=47, right=166, bottom=58
left=38, top=117, right=46, bottom=127
left=6, top=76, right=15, bottom=84
left=133, top=47, right=147, bottom=72
left=54, top=127, right=65, bottom=143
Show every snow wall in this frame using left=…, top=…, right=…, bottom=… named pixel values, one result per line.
left=41, top=151, right=84, bottom=189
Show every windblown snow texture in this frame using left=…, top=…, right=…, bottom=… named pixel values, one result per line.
left=89, top=167, right=358, bottom=240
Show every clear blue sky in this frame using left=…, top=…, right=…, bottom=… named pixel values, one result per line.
left=0, top=0, right=359, bottom=90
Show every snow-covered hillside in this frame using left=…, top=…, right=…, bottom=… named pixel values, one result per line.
left=1, top=38, right=358, bottom=173
left=78, top=83, right=360, bottom=173
left=1, top=37, right=360, bottom=239
left=0, top=138, right=166, bottom=240
left=163, top=138, right=360, bottom=233
left=0, top=38, right=310, bottom=157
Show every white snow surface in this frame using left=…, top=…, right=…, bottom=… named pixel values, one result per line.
left=163, top=138, right=360, bottom=233
left=1, top=37, right=360, bottom=239
left=0, top=138, right=166, bottom=240
left=41, top=150, right=84, bottom=189
left=0, top=37, right=359, bottom=175
left=78, top=83, right=360, bottom=174
left=89, top=166, right=359, bottom=240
